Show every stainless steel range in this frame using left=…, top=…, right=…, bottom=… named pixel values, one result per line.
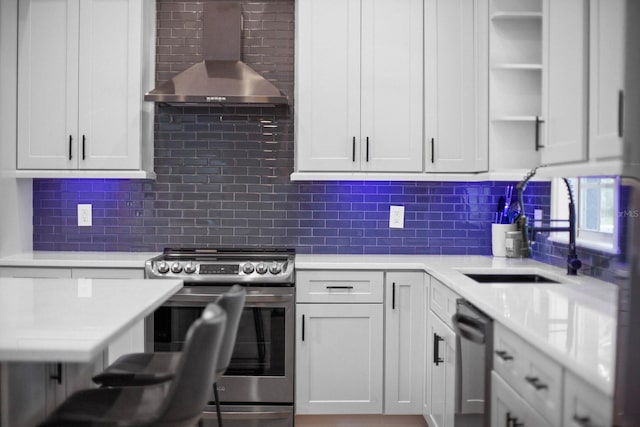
left=145, top=248, right=295, bottom=427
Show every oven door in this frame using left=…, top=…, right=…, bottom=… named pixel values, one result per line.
left=146, top=285, right=294, bottom=404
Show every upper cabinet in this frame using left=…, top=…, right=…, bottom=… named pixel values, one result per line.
left=295, top=0, right=423, bottom=174
left=295, top=0, right=489, bottom=179
left=17, top=0, right=156, bottom=178
left=539, top=0, right=625, bottom=168
left=424, top=0, right=488, bottom=173
left=589, top=0, right=625, bottom=161
left=540, top=0, right=589, bottom=165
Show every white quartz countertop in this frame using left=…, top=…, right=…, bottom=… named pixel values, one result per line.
left=296, top=254, right=618, bottom=396
left=0, top=251, right=160, bottom=268
left=0, top=277, right=182, bottom=363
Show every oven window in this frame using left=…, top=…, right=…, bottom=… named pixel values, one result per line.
left=154, top=306, right=286, bottom=376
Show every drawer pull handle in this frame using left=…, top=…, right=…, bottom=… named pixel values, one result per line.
left=301, top=315, right=305, bottom=341
left=326, top=286, right=354, bottom=290
left=525, top=376, right=548, bottom=390
left=495, top=350, right=514, bottom=361
left=573, top=415, right=597, bottom=427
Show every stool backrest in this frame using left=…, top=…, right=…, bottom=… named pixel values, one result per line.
left=155, top=302, right=227, bottom=426
left=215, top=284, right=246, bottom=374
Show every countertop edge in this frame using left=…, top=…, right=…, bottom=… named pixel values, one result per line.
left=0, top=251, right=160, bottom=268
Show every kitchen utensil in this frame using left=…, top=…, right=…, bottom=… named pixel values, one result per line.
left=496, top=196, right=505, bottom=224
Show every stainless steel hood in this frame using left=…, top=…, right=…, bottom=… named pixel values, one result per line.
left=144, top=2, right=287, bottom=106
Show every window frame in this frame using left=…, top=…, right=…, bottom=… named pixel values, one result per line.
left=548, top=176, right=620, bottom=254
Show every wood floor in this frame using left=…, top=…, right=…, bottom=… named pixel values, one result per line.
left=295, top=415, right=429, bottom=427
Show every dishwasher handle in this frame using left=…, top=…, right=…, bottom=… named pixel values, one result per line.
left=452, top=313, right=486, bottom=344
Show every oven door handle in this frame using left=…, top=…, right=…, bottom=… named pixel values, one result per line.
left=201, top=410, right=292, bottom=420
left=169, top=293, right=293, bottom=304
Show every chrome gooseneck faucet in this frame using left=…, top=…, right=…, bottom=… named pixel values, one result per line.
left=514, top=168, right=582, bottom=275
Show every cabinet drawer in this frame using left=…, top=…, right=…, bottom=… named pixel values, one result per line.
left=494, top=323, right=562, bottom=427
left=429, top=276, right=459, bottom=328
left=563, top=370, right=612, bottom=427
left=296, top=270, right=384, bottom=303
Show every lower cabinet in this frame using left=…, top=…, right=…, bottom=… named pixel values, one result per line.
left=1, top=358, right=104, bottom=427
left=384, top=272, right=425, bottom=414
left=491, top=371, right=552, bottom=427
left=295, top=303, right=384, bottom=414
left=426, top=310, right=458, bottom=427
left=563, top=371, right=612, bottom=427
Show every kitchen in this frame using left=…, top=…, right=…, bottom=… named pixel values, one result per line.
left=0, top=0, right=638, bottom=426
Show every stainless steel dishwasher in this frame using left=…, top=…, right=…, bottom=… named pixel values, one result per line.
left=452, top=299, right=493, bottom=427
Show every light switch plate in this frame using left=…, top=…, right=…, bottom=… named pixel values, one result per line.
left=389, top=205, right=404, bottom=229
left=78, top=204, right=92, bottom=227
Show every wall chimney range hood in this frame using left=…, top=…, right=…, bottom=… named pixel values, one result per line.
left=144, top=2, right=287, bottom=106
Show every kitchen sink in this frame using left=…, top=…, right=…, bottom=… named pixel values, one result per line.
left=462, top=273, right=560, bottom=284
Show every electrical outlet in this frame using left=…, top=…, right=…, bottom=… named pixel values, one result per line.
left=78, top=204, right=92, bottom=227
left=534, top=209, right=543, bottom=228
left=389, top=205, right=404, bottom=229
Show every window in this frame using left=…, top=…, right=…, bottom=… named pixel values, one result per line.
left=550, top=176, right=620, bottom=254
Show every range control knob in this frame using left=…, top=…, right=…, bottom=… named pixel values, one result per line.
left=170, top=262, right=183, bottom=273
left=184, top=262, right=196, bottom=274
left=157, top=261, right=170, bottom=274
left=242, top=263, right=255, bottom=274
left=255, top=263, right=268, bottom=274
left=269, top=262, right=282, bottom=274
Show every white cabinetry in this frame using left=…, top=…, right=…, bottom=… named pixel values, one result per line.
left=1, top=358, right=103, bottom=427
left=295, top=270, right=384, bottom=414
left=424, top=0, right=488, bottom=172
left=295, top=0, right=423, bottom=173
left=17, top=0, right=155, bottom=178
left=589, top=0, right=626, bottom=160
left=491, top=371, right=552, bottom=427
left=563, top=371, right=612, bottom=427
left=384, top=272, right=424, bottom=414
left=425, top=276, right=459, bottom=427
left=540, top=0, right=588, bottom=165
left=426, top=311, right=457, bottom=427
left=489, top=0, right=543, bottom=171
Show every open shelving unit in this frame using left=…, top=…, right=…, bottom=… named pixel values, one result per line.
left=489, top=0, right=543, bottom=170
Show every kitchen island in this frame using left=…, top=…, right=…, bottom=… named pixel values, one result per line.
left=0, top=276, right=182, bottom=427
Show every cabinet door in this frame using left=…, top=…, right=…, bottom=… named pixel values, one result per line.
left=424, top=0, right=488, bottom=172
left=384, top=272, right=424, bottom=414
left=360, top=0, right=423, bottom=172
left=296, top=304, right=383, bottom=414
left=77, top=0, right=142, bottom=170
left=17, top=0, right=79, bottom=170
left=541, top=0, right=588, bottom=165
left=563, top=371, right=612, bottom=427
left=426, top=311, right=457, bottom=427
left=296, top=0, right=361, bottom=172
left=589, top=0, right=625, bottom=160
left=491, top=371, right=552, bottom=427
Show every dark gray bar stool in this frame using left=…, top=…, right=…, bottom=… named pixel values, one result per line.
left=38, top=301, right=227, bottom=427
left=92, top=284, right=246, bottom=427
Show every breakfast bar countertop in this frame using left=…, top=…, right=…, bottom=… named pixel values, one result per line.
left=0, top=277, right=182, bottom=363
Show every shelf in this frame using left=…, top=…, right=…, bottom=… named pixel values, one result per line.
left=491, top=12, right=542, bottom=20
left=492, top=63, right=542, bottom=70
